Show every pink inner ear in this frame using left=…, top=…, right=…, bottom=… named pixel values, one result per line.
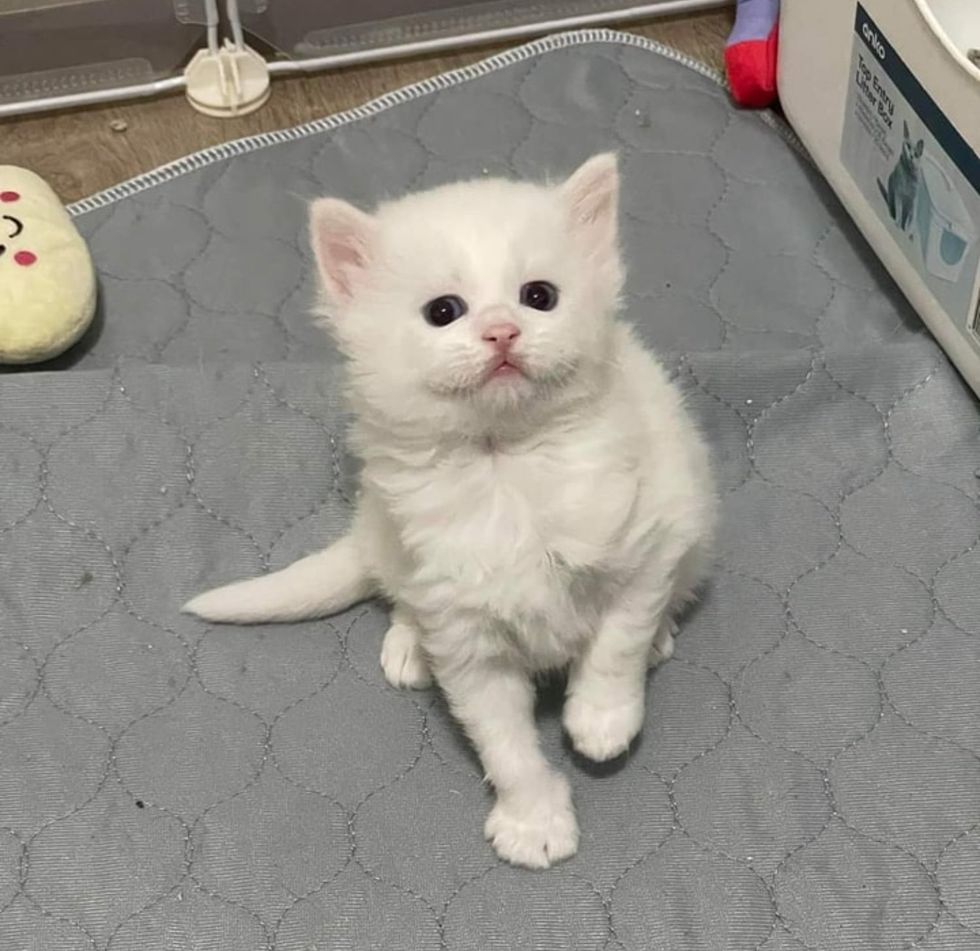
left=575, top=189, right=613, bottom=226
left=310, top=198, right=375, bottom=302
left=324, top=233, right=367, bottom=298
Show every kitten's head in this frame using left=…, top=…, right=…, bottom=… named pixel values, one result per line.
left=310, top=153, right=623, bottom=437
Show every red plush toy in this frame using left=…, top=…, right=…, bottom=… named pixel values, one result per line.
left=725, top=0, right=780, bottom=108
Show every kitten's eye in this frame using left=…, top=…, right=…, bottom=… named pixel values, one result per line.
left=520, top=280, right=559, bottom=311
left=422, top=294, right=468, bottom=327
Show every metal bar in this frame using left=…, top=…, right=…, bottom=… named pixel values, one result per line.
left=205, top=0, right=221, bottom=53
left=0, top=75, right=185, bottom=119
left=226, top=0, right=246, bottom=50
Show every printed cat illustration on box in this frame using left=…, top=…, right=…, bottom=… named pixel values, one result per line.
left=878, top=120, right=924, bottom=233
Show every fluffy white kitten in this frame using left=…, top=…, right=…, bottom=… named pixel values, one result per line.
left=184, top=153, right=716, bottom=869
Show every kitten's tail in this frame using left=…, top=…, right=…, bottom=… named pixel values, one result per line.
left=181, top=535, right=375, bottom=624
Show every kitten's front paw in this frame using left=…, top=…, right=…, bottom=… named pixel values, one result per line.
left=563, top=690, right=644, bottom=762
left=484, top=774, right=579, bottom=869
left=380, top=620, right=433, bottom=689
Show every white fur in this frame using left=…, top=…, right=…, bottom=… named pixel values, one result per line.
left=183, top=154, right=716, bottom=869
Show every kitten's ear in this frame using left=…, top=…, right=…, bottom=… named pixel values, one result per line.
left=560, top=153, right=619, bottom=253
left=309, top=198, right=377, bottom=303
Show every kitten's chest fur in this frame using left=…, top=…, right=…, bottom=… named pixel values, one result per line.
left=368, top=427, right=639, bottom=661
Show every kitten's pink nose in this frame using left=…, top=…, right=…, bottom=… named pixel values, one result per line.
left=482, top=322, right=521, bottom=351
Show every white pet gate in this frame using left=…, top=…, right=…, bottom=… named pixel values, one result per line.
left=0, top=0, right=728, bottom=117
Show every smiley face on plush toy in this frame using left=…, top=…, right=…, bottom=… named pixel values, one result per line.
left=0, top=165, right=97, bottom=365
left=0, top=190, right=37, bottom=267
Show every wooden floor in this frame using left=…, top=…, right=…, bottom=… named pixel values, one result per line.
left=3, top=9, right=733, bottom=204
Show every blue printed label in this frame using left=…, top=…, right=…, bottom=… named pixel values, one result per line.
left=841, top=4, right=980, bottom=345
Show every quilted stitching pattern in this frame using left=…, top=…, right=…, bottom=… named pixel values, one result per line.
left=1, top=34, right=978, bottom=950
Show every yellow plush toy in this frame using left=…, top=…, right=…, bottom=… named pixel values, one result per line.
left=0, top=166, right=97, bottom=364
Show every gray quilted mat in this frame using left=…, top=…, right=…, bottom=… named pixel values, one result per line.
left=2, top=30, right=979, bottom=951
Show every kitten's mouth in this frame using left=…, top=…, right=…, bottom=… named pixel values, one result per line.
left=486, top=357, right=526, bottom=383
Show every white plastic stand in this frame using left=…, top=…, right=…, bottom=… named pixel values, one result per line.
left=184, top=39, right=270, bottom=117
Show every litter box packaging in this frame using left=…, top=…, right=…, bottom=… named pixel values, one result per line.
left=840, top=3, right=980, bottom=351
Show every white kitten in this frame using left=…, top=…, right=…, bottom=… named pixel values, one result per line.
left=183, top=154, right=716, bottom=869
